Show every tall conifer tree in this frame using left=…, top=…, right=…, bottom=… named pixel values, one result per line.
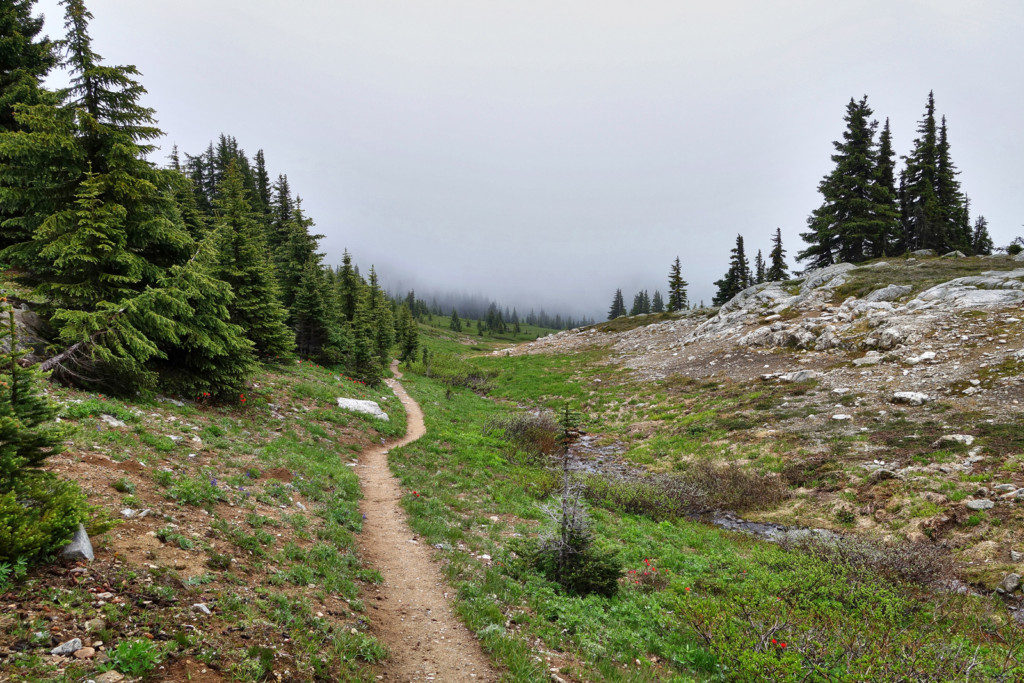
left=713, top=235, right=751, bottom=306
left=667, top=257, right=688, bottom=312
left=766, top=228, right=788, bottom=281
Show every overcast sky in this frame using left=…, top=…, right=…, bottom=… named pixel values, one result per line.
left=34, top=1, right=1024, bottom=317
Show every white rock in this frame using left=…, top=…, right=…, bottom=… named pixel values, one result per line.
left=832, top=414, right=852, bottom=421
left=864, top=284, right=912, bottom=302
left=853, top=352, right=882, bottom=366
left=779, top=370, right=821, bottom=383
left=192, top=602, right=212, bottom=616
left=892, top=391, right=929, bottom=406
left=336, top=397, right=389, bottom=421
left=906, top=351, right=936, bottom=365
left=966, top=499, right=995, bottom=511
left=100, top=414, right=126, bottom=428
left=935, top=434, right=975, bottom=447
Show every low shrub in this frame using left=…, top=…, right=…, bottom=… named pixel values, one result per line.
left=579, top=461, right=788, bottom=520
left=485, top=411, right=559, bottom=463
left=0, top=472, right=87, bottom=562
left=410, top=352, right=496, bottom=393
left=107, top=638, right=162, bottom=676
left=781, top=534, right=954, bottom=587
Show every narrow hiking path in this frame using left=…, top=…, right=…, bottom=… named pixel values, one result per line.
left=356, top=362, right=496, bottom=681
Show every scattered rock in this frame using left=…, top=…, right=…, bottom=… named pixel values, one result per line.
left=892, top=391, right=930, bottom=406
left=864, top=284, right=912, bottom=302
left=100, top=414, right=126, bottom=428
left=911, top=249, right=936, bottom=256
left=84, top=617, right=105, bottom=633
left=869, top=469, right=901, bottom=483
left=942, top=250, right=966, bottom=258
left=336, top=397, right=389, bottom=421
left=853, top=352, right=882, bottom=366
left=1011, top=550, right=1023, bottom=563
left=59, top=524, right=94, bottom=563
left=50, top=638, right=82, bottom=656
left=94, top=671, right=125, bottom=683
left=73, top=646, right=96, bottom=659
left=966, top=499, right=995, bottom=511
left=832, top=414, right=852, bottom=421
left=192, top=602, right=212, bottom=616
left=906, top=351, right=936, bottom=365
left=779, top=369, right=820, bottom=383
left=998, top=573, right=1021, bottom=594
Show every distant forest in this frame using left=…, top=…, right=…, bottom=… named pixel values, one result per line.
left=390, top=289, right=595, bottom=331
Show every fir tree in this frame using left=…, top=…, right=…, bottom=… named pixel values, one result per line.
left=712, top=234, right=751, bottom=306
left=291, top=258, right=332, bottom=361
left=754, top=250, right=765, bottom=284
left=936, top=115, right=970, bottom=252
left=337, top=249, right=361, bottom=321
left=667, top=257, right=688, bottom=312
left=608, top=289, right=626, bottom=319
left=0, top=0, right=57, bottom=251
left=651, top=290, right=664, bottom=313
left=149, top=230, right=258, bottom=400
left=211, top=161, right=294, bottom=359
left=874, top=118, right=900, bottom=256
left=449, top=308, right=462, bottom=332
left=367, top=266, right=394, bottom=370
left=350, top=288, right=382, bottom=382
left=0, top=300, right=87, bottom=561
left=799, top=96, right=895, bottom=266
left=900, top=91, right=944, bottom=252
left=766, top=227, right=788, bottom=281
left=971, top=215, right=994, bottom=256
left=396, top=304, right=419, bottom=363
left=275, top=198, right=322, bottom=311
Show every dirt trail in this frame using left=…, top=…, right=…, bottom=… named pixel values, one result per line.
left=356, top=362, right=497, bottom=681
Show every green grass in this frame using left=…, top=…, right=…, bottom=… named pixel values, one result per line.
left=391, top=344, right=1024, bottom=680
left=831, top=253, right=1022, bottom=301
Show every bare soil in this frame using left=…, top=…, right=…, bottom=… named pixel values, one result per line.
left=358, top=363, right=496, bottom=681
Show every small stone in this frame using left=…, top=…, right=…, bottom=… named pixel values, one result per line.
left=993, top=483, right=1017, bottom=493
left=998, top=573, right=1021, bottom=594
left=192, top=602, right=212, bottom=616
left=84, top=617, right=105, bottom=632
left=94, top=671, right=125, bottom=683
left=832, top=414, right=852, bottom=421
left=120, top=508, right=136, bottom=519
left=1011, top=550, right=1023, bottom=562
left=869, top=468, right=900, bottom=483
left=73, top=646, right=96, bottom=659
left=59, top=524, right=94, bottom=563
left=51, top=638, right=82, bottom=656
left=95, top=592, right=114, bottom=600
left=966, top=499, right=995, bottom=511
left=779, top=369, right=820, bottom=383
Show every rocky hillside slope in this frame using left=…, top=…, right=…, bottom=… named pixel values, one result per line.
left=501, top=251, right=1024, bottom=592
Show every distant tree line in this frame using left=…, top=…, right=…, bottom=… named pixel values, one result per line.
left=396, top=289, right=593, bottom=331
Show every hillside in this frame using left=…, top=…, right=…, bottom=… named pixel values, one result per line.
left=501, top=252, right=1024, bottom=587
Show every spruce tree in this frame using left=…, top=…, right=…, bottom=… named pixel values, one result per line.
left=971, top=216, right=994, bottom=256
left=0, top=301, right=87, bottom=561
left=799, top=96, right=894, bottom=266
left=449, top=308, right=462, bottom=332
left=337, top=249, right=361, bottom=321
left=874, top=118, right=899, bottom=256
left=367, top=266, right=394, bottom=370
left=608, top=289, right=626, bottom=319
left=0, top=0, right=57, bottom=251
left=211, top=161, right=294, bottom=359
left=350, top=288, right=382, bottom=382
left=936, top=115, right=970, bottom=252
left=900, top=91, right=944, bottom=252
left=754, top=250, right=765, bottom=284
left=291, top=258, right=332, bottom=361
left=629, top=291, right=644, bottom=316
left=396, top=304, right=418, bottom=363
left=651, top=290, right=665, bottom=313
left=276, top=198, right=322, bottom=311
left=712, top=235, right=751, bottom=306
left=667, top=257, right=688, bottom=312
left=766, top=228, right=788, bottom=281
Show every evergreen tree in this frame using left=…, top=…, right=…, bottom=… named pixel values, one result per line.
left=651, top=290, right=665, bottom=313
left=799, top=96, right=895, bottom=266
left=608, top=289, right=626, bottom=319
left=291, top=258, right=333, bottom=361
left=900, top=91, right=943, bottom=252
left=0, top=0, right=57, bottom=251
left=971, top=215, right=994, bottom=256
left=936, top=116, right=970, bottom=252
left=874, top=118, right=900, bottom=256
left=149, top=231, right=258, bottom=399
left=367, top=266, right=394, bottom=370
left=253, top=149, right=271, bottom=215
left=350, top=288, right=382, bottom=382
left=396, top=304, right=419, bottom=363
left=337, top=249, right=361, bottom=321
left=211, top=162, right=294, bottom=359
left=766, top=227, right=788, bottom=281
left=667, top=257, right=688, bottom=312
left=449, top=308, right=462, bottom=332
left=754, top=250, right=765, bottom=284
left=276, top=198, right=322, bottom=311
left=0, top=301, right=87, bottom=561
left=712, top=234, right=751, bottom=306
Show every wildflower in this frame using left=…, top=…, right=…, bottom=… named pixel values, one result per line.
left=684, top=587, right=690, bottom=592
left=771, top=639, right=777, bottom=645
left=780, top=643, right=787, bottom=649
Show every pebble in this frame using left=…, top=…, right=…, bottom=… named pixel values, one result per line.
left=192, top=603, right=212, bottom=616
left=51, top=638, right=82, bottom=656
left=73, top=646, right=96, bottom=659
